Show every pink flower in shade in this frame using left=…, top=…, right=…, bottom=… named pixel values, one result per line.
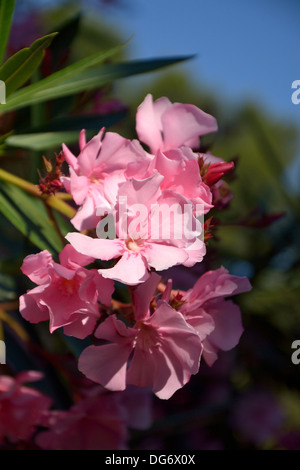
left=136, top=94, right=218, bottom=154
left=60, top=128, right=152, bottom=231
left=35, top=387, right=129, bottom=450
left=35, top=384, right=152, bottom=450
left=0, top=371, right=52, bottom=445
left=66, top=173, right=206, bottom=285
left=78, top=273, right=203, bottom=399
left=118, top=385, right=152, bottom=431
left=19, top=245, right=114, bottom=339
left=164, top=267, right=252, bottom=366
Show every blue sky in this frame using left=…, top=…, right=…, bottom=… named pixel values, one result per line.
left=15, top=0, right=300, bottom=125
left=15, top=0, right=300, bottom=190
left=96, top=0, right=300, bottom=126
left=97, top=0, right=300, bottom=192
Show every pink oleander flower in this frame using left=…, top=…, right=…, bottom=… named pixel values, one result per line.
left=61, top=128, right=152, bottom=230
left=0, top=371, right=52, bottom=445
left=164, top=266, right=252, bottom=366
left=78, top=273, right=203, bottom=399
left=135, top=95, right=220, bottom=218
left=19, top=245, right=114, bottom=338
left=66, top=173, right=206, bottom=285
left=36, top=387, right=129, bottom=450
left=36, top=384, right=152, bottom=450
left=136, top=94, right=218, bottom=154
left=153, top=147, right=213, bottom=216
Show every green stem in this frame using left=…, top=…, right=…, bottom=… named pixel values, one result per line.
left=30, top=69, right=45, bottom=183
left=0, top=167, right=40, bottom=196
left=0, top=167, right=76, bottom=219
left=44, top=202, right=67, bottom=247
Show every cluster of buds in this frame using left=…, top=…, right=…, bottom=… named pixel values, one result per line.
left=198, top=153, right=235, bottom=187
left=38, top=152, right=64, bottom=195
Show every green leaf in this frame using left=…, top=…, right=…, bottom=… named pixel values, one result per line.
left=48, top=13, right=82, bottom=70
left=0, top=41, right=127, bottom=112
left=0, top=32, right=58, bottom=97
left=5, top=110, right=127, bottom=150
left=39, top=55, right=195, bottom=100
left=0, top=181, right=64, bottom=254
left=1, top=54, right=193, bottom=113
left=0, top=130, right=14, bottom=146
left=6, top=131, right=85, bottom=151
left=32, top=109, right=127, bottom=132
left=0, top=0, right=15, bottom=65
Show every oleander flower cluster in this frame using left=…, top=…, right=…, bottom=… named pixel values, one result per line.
left=19, top=94, right=251, bottom=405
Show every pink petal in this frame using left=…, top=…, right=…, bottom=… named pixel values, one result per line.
left=97, top=132, right=149, bottom=174
left=126, top=347, right=156, bottom=389
left=78, top=128, right=87, bottom=151
left=20, top=250, right=52, bottom=285
left=62, top=143, right=79, bottom=172
left=77, top=130, right=103, bottom=176
left=161, top=279, right=173, bottom=302
left=143, top=243, right=188, bottom=271
left=182, top=238, right=206, bottom=267
left=58, top=244, right=95, bottom=269
left=63, top=314, right=97, bottom=339
left=136, top=94, right=170, bottom=153
left=70, top=196, right=97, bottom=231
left=155, top=147, right=197, bottom=178
left=52, top=262, right=75, bottom=280
left=202, top=339, right=219, bottom=366
left=183, top=308, right=215, bottom=341
left=60, top=175, right=71, bottom=193
left=118, top=173, right=163, bottom=211
left=133, top=272, right=161, bottom=320
left=19, top=293, right=49, bottom=323
left=99, top=251, right=149, bottom=285
left=95, top=315, right=136, bottom=343
left=69, top=168, right=90, bottom=205
left=92, top=272, right=115, bottom=305
left=65, top=233, right=124, bottom=261
left=184, top=266, right=252, bottom=308
left=148, top=301, right=202, bottom=399
left=103, top=172, right=126, bottom=208
left=162, top=103, right=218, bottom=150
left=78, top=344, right=131, bottom=391
left=206, top=299, right=244, bottom=351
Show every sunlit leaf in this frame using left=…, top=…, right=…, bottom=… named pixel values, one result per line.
left=0, top=181, right=64, bottom=253
left=0, top=54, right=193, bottom=112
left=0, top=33, right=58, bottom=97
left=0, top=0, right=15, bottom=65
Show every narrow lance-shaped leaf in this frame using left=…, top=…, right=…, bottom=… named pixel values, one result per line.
left=0, top=32, right=58, bottom=97
left=6, top=131, right=85, bottom=151
left=0, top=40, right=127, bottom=112
left=0, top=0, right=15, bottom=65
left=48, top=13, right=82, bottom=70
left=0, top=181, right=64, bottom=254
left=5, top=110, right=127, bottom=150
left=0, top=54, right=194, bottom=113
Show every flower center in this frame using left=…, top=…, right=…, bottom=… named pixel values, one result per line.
left=59, top=277, right=77, bottom=296
left=125, top=238, right=144, bottom=252
left=135, top=322, right=160, bottom=351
